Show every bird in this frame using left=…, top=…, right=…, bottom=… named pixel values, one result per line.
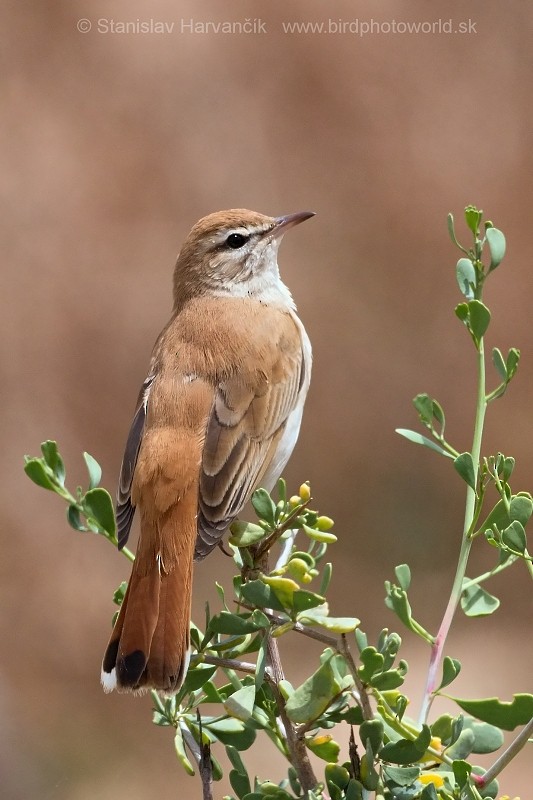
left=101, top=208, right=314, bottom=694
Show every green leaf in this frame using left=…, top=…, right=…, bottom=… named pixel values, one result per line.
left=305, top=733, right=340, bottom=762
left=67, top=505, right=88, bottom=531
left=83, top=452, right=102, bottom=489
left=413, top=393, right=434, bottom=424
left=509, top=494, right=533, bottom=525
left=174, top=727, right=195, bottom=775
left=261, top=575, right=300, bottom=609
left=285, top=659, right=342, bottom=724
left=358, top=647, right=384, bottom=682
left=382, top=765, right=420, bottom=786
left=454, top=452, right=476, bottom=490
left=319, top=562, right=333, bottom=596
left=24, top=458, right=56, bottom=491
left=395, top=563, right=411, bottom=591
left=485, top=227, right=506, bottom=270
left=431, top=714, right=453, bottom=742
left=360, top=719, right=384, bottom=754
left=292, top=590, right=325, bottom=613
left=395, top=429, right=453, bottom=459
left=209, top=611, right=269, bottom=635
left=450, top=693, right=533, bottom=731
left=224, top=685, right=256, bottom=722
left=41, top=440, right=66, bottom=485
left=455, top=302, right=469, bottom=323
left=83, top=488, right=116, bottom=536
left=456, top=258, right=476, bottom=299
left=204, top=716, right=256, bottom=750
left=226, top=744, right=247, bottom=775
left=251, top=488, right=276, bottom=527
left=452, top=758, right=471, bottom=787
left=420, top=785, right=439, bottom=800
left=468, top=300, right=491, bottom=342
left=255, top=637, right=267, bottom=690
left=379, top=725, right=431, bottom=765
left=461, top=584, right=500, bottom=617
left=492, top=348, right=507, bottom=382
left=325, top=763, right=351, bottom=791
left=370, top=669, right=405, bottom=691
left=437, top=657, right=461, bottom=691
left=465, top=205, right=482, bottom=235
left=302, top=523, right=337, bottom=544
left=229, top=521, right=266, bottom=547
left=112, top=581, right=127, bottom=606
left=506, top=347, right=520, bottom=379
left=181, top=664, right=217, bottom=694
left=299, top=610, right=359, bottom=633
left=446, top=728, right=475, bottom=759
left=230, top=768, right=251, bottom=799
left=240, top=579, right=285, bottom=612
left=501, top=520, right=526, bottom=554
left=463, top=717, right=504, bottom=754
left=447, top=212, right=468, bottom=253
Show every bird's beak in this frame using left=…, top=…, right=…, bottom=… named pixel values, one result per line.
left=269, top=211, right=316, bottom=240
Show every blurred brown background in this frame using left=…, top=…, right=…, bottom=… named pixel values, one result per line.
left=3, top=0, right=532, bottom=797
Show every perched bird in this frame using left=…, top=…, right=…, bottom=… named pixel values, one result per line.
left=101, top=208, right=313, bottom=694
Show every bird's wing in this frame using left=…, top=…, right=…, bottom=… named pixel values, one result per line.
left=196, top=329, right=308, bottom=559
left=116, top=373, right=154, bottom=549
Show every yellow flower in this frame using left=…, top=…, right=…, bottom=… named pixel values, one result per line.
left=418, top=773, right=445, bottom=788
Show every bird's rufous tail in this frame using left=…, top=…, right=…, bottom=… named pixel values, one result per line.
left=101, top=495, right=195, bottom=694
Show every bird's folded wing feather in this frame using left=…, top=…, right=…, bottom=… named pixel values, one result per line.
left=196, top=340, right=305, bottom=559
left=116, top=373, right=154, bottom=549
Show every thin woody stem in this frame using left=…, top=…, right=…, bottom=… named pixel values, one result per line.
left=475, top=716, right=533, bottom=788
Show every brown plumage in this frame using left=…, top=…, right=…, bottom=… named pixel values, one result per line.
left=101, top=209, right=313, bottom=694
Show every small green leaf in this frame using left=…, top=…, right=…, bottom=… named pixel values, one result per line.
left=319, top=562, right=333, bottom=596
left=468, top=300, right=491, bottom=342
left=437, top=657, right=461, bottom=691
left=285, top=659, right=342, bottom=724
left=360, top=719, right=384, bottom=755
left=501, top=520, right=526, bottom=554
left=454, top=452, right=476, bottom=490
left=305, top=733, right=340, bottom=762
left=358, top=647, right=384, bottom=682
left=461, top=584, right=499, bottom=617
left=452, top=758, right=471, bottom=788
left=67, top=505, right=88, bottom=531
left=420, top=785, right=439, bottom=800
left=491, top=348, right=507, bottom=382
left=240, top=579, right=285, bottom=612
left=181, top=664, right=217, bottom=694
left=255, top=637, right=267, bottom=690
left=24, top=458, right=56, bottom=491
left=209, top=611, right=269, bottom=635
left=302, top=523, right=337, bottom=544
left=112, top=580, right=127, bottom=606
left=506, top=348, right=520, bottom=379
left=83, top=452, right=102, bottom=489
left=83, top=488, right=116, bottom=536
left=369, top=669, right=405, bottom=691
left=455, top=302, right=469, bottom=323
left=431, top=714, right=453, bottom=742
left=226, top=744, right=247, bottom=775
left=41, top=441, right=66, bottom=485
left=456, top=258, right=476, bottom=299
left=395, top=564, right=411, bottom=591
left=382, top=765, right=420, bottom=786
left=446, top=728, right=475, bottom=759
left=261, top=575, right=300, bottom=609
left=447, top=212, right=468, bottom=253
left=509, top=494, right=533, bottom=525
left=395, top=429, right=454, bottom=459
left=224, top=684, right=256, bottom=722
left=230, top=768, right=251, bottom=799
left=463, top=717, right=504, bottom=754
left=465, top=205, right=482, bottom=235
left=379, top=725, right=431, bottom=765
left=174, top=727, right=195, bottom=775
left=485, top=227, right=506, bottom=270
left=229, top=521, right=266, bottom=547
left=251, top=488, right=276, bottom=527
left=292, top=590, right=325, bottom=613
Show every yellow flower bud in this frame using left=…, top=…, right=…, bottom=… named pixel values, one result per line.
left=299, top=482, right=311, bottom=501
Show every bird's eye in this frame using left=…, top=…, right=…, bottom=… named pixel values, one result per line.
left=225, top=232, right=248, bottom=249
